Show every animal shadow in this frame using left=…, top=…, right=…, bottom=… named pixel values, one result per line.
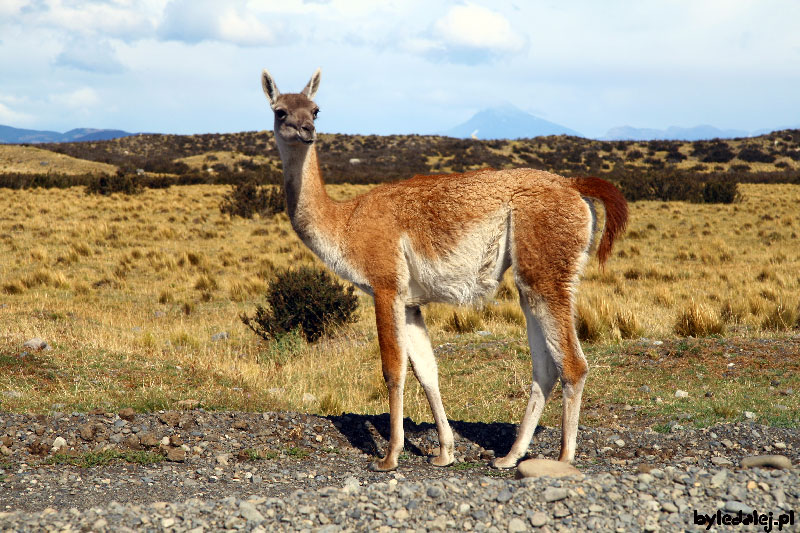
left=325, top=413, right=546, bottom=460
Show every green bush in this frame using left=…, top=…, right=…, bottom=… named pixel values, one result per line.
left=241, top=266, right=359, bottom=343
left=220, top=179, right=285, bottom=218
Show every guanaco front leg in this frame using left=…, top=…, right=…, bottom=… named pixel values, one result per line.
left=369, top=290, right=407, bottom=472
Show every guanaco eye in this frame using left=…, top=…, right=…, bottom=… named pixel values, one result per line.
left=312, top=108, right=319, bottom=119
left=274, top=108, right=287, bottom=120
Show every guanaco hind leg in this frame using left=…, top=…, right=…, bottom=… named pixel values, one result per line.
left=492, top=291, right=560, bottom=468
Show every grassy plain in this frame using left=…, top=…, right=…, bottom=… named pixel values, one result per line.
left=0, top=183, right=798, bottom=429
left=0, top=145, right=116, bottom=175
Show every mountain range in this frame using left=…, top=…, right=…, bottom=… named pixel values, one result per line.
left=440, top=105, right=582, bottom=139
left=2, top=110, right=795, bottom=143
left=602, top=124, right=755, bottom=141
left=438, top=106, right=795, bottom=141
left=0, top=125, right=135, bottom=144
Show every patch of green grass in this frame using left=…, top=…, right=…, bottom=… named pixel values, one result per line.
left=285, top=447, right=309, bottom=459
left=760, top=411, right=800, bottom=428
left=45, top=449, right=164, bottom=468
left=483, top=469, right=512, bottom=477
left=241, top=448, right=264, bottom=461
left=257, top=329, right=306, bottom=366
left=124, top=450, right=167, bottom=465
left=451, top=461, right=479, bottom=470
left=652, top=423, right=671, bottom=434
left=0, top=460, right=10, bottom=483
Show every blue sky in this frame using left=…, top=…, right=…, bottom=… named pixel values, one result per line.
left=1, top=0, right=798, bottom=138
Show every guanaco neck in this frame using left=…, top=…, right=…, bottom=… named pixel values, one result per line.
left=276, top=139, right=341, bottom=244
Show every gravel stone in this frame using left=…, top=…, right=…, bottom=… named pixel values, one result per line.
left=543, top=487, right=568, bottom=502
left=710, top=456, right=733, bottom=466
left=508, top=517, right=527, bottom=532
left=529, top=511, right=548, bottom=527
left=0, top=413, right=798, bottom=531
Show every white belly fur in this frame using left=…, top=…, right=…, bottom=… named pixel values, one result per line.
left=401, top=212, right=511, bottom=306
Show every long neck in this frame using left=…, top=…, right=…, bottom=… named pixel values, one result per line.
left=277, top=140, right=337, bottom=242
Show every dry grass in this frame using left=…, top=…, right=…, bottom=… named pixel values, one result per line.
left=175, top=151, right=276, bottom=172
left=674, top=301, right=726, bottom=337
left=1, top=183, right=799, bottom=428
left=0, top=145, right=116, bottom=175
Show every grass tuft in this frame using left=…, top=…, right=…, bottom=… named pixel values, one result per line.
left=444, top=308, right=484, bottom=333
left=674, top=301, right=725, bottom=337
left=761, top=301, right=799, bottom=331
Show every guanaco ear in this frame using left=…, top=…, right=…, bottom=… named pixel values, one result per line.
left=261, top=68, right=280, bottom=108
left=301, top=67, right=321, bottom=100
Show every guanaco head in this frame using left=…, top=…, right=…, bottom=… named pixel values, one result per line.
left=261, top=68, right=321, bottom=146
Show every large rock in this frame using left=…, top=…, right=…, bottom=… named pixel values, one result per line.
left=516, top=458, right=582, bottom=479
left=165, top=447, right=186, bottom=462
left=138, top=433, right=159, bottom=448
left=741, top=455, right=792, bottom=470
left=50, top=436, right=67, bottom=452
left=23, top=338, right=51, bottom=351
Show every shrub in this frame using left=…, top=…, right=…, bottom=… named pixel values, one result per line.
left=694, top=142, right=735, bottom=163
left=702, top=181, right=740, bottom=204
left=241, top=266, right=359, bottom=343
left=85, top=169, right=142, bottom=195
left=0, top=172, right=96, bottom=189
left=625, top=149, right=644, bottom=161
left=220, top=179, right=285, bottom=218
left=665, top=152, right=685, bottom=163
left=737, top=146, right=775, bottom=163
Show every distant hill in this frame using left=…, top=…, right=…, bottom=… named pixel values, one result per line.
left=603, top=124, right=752, bottom=141
left=440, top=105, right=583, bottom=140
left=0, top=124, right=135, bottom=144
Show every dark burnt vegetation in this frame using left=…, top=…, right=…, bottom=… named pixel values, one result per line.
left=3, top=129, right=798, bottom=204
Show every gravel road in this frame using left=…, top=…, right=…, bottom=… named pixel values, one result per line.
left=0, top=410, right=797, bottom=531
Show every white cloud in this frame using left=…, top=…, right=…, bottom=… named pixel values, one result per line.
left=50, top=88, right=100, bottom=110
left=55, top=37, right=125, bottom=73
left=403, top=3, right=526, bottom=64
left=217, top=10, right=277, bottom=47
left=157, top=0, right=287, bottom=47
left=33, top=0, right=159, bottom=42
left=434, top=3, right=525, bottom=54
left=0, top=0, right=26, bottom=17
left=1, top=0, right=798, bottom=136
left=0, top=102, right=32, bottom=125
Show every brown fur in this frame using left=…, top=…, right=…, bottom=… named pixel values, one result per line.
left=262, top=69, right=628, bottom=471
